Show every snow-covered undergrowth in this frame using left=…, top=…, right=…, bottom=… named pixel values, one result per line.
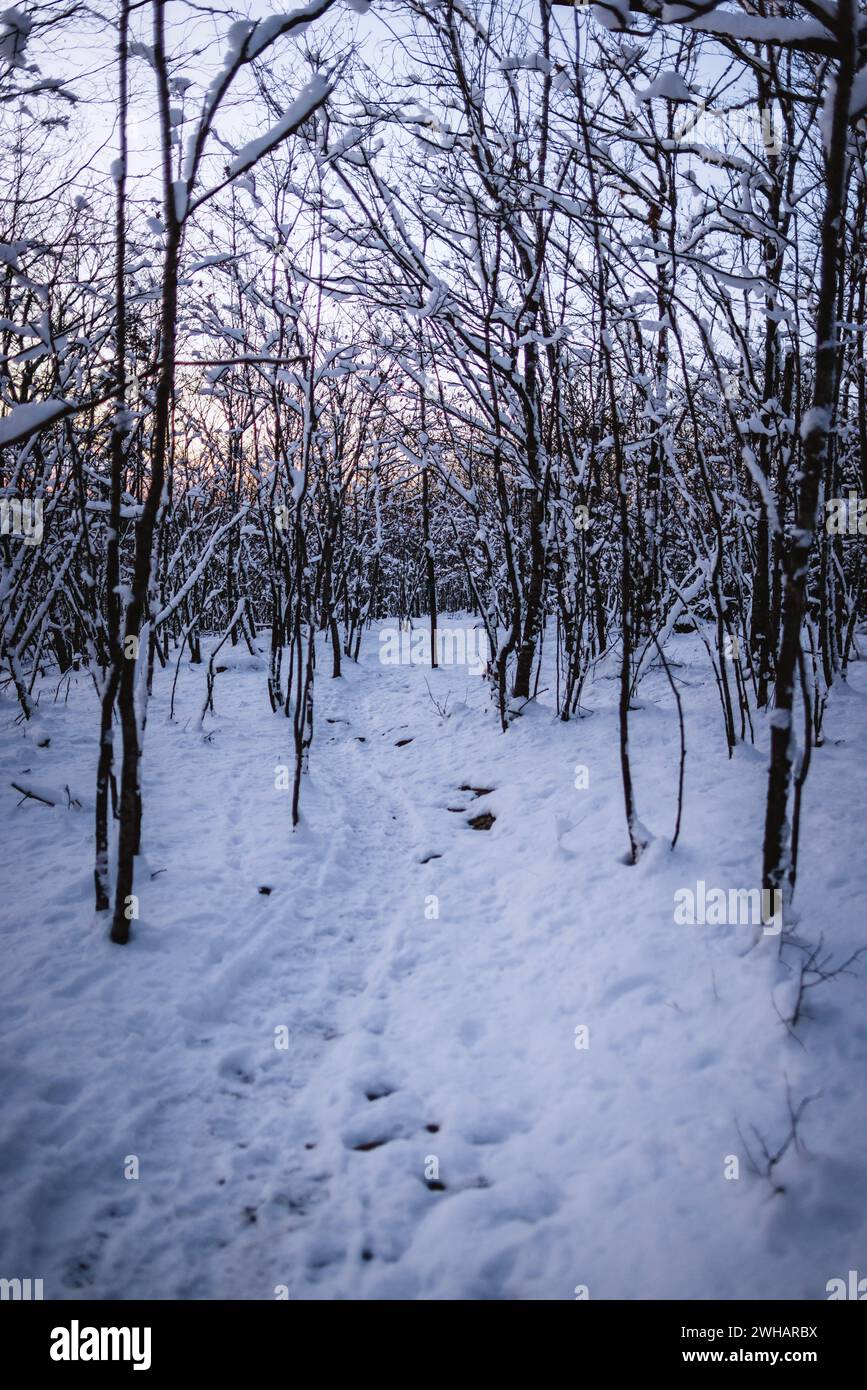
left=1, top=619, right=865, bottom=1300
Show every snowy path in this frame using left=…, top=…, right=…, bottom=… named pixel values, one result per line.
left=1, top=624, right=867, bottom=1299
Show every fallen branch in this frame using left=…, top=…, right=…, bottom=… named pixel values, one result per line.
left=11, top=780, right=55, bottom=806
left=10, top=780, right=84, bottom=809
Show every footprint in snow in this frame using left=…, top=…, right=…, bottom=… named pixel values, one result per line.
left=218, top=1050, right=256, bottom=1085
left=598, top=974, right=660, bottom=1006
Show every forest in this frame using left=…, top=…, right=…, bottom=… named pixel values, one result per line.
left=1, top=0, right=866, bottom=1306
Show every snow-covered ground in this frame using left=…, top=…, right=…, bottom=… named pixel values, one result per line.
left=1, top=620, right=865, bottom=1300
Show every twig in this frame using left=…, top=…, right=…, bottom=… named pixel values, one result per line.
left=11, top=781, right=55, bottom=806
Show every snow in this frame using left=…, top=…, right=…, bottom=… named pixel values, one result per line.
left=851, top=67, right=867, bottom=122
left=1, top=0, right=865, bottom=1308
left=173, top=181, right=188, bottom=223
left=635, top=71, right=693, bottom=103
left=499, top=53, right=554, bottom=75
left=592, top=0, right=630, bottom=32
left=224, top=3, right=333, bottom=65
left=228, top=76, right=331, bottom=176
left=0, top=241, right=25, bottom=269
left=1, top=618, right=866, bottom=1299
left=660, top=7, right=833, bottom=45
left=800, top=405, right=831, bottom=440
left=819, top=76, right=838, bottom=155
left=188, top=254, right=237, bottom=273
left=0, top=6, right=32, bottom=67
left=0, top=317, right=38, bottom=337
left=0, top=398, right=70, bottom=446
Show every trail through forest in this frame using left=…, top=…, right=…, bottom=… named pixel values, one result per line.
left=2, top=623, right=866, bottom=1299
